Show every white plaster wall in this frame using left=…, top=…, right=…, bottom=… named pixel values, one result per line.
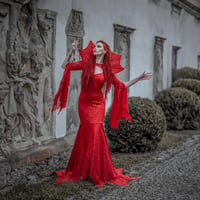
left=37, top=0, right=200, bottom=138
left=37, top=0, right=72, bottom=138
left=72, top=0, right=200, bottom=97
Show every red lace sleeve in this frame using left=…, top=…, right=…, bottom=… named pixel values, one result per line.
left=110, top=74, right=132, bottom=129
left=68, top=60, right=84, bottom=70
left=51, top=61, right=84, bottom=113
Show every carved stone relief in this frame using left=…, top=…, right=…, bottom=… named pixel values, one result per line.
left=113, top=24, right=135, bottom=83
left=65, top=10, right=84, bottom=135
left=153, top=36, right=166, bottom=96
left=0, top=0, right=56, bottom=155
left=169, top=0, right=200, bottom=21
left=172, top=46, right=181, bottom=69
left=66, top=9, right=84, bottom=37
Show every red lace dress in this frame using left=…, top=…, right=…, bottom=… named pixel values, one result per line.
left=52, top=41, right=140, bottom=188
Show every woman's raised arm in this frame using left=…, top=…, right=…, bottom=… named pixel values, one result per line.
left=61, top=39, right=79, bottom=69
left=124, top=71, right=152, bottom=88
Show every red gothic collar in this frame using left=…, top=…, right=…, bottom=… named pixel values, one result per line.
left=79, top=40, right=124, bottom=74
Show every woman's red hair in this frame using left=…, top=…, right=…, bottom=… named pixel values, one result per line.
left=81, top=40, right=112, bottom=98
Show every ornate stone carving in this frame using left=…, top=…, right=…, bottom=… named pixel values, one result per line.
left=113, top=24, right=135, bottom=83
left=0, top=0, right=56, bottom=155
left=153, top=36, right=166, bottom=96
left=66, top=9, right=84, bottom=37
left=65, top=10, right=84, bottom=136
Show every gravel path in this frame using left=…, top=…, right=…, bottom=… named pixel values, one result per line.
left=1, top=133, right=199, bottom=200
left=97, top=134, right=200, bottom=200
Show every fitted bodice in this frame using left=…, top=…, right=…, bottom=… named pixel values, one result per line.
left=92, top=73, right=104, bottom=92
left=80, top=63, right=105, bottom=94
left=91, top=63, right=104, bottom=92
left=79, top=63, right=105, bottom=124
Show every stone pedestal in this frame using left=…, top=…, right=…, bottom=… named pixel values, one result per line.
left=7, top=137, right=70, bottom=169
left=0, top=137, right=70, bottom=190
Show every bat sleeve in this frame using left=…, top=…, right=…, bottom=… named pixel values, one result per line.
left=51, top=61, right=84, bottom=113
left=109, top=74, right=132, bottom=129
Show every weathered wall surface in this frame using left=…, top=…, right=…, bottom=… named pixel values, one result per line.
left=38, top=0, right=73, bottom=138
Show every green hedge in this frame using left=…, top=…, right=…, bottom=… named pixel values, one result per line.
left=172, top=78, right=200, bottom=96
left=154, top=87, right=200, bottom=130
left=172, top=67, right=200, bottom=83
left=104, top=97, right=166, bottom=153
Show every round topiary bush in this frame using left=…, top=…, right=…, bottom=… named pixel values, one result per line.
left=172, top=67, right=200, bottom=82
left=154, top=87, right=200, bottom=130
left=104, top=97, right=166, bottom=153
left=172, top=78, right=200, bottom=96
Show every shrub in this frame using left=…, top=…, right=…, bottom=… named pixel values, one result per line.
left=154, top=87, right=200, bottom=130
left=172, top=78, right=200, bottom=96
left=104, top=97, right=166, bottom=153
left=172, top=67, right=200, bottom=82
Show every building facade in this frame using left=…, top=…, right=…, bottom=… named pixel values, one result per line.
left=38, top=0, right=200, bottom=138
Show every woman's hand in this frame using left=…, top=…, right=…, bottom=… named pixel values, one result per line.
left=138, top=71, right=152, bottom=81
left=71, top=39, right=79, bottom=52
left=68, top=39, right=79, bottom=60
left=61, top=39, right=79, bottom=69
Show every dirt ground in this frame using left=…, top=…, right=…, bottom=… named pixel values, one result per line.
left=0, top=130, right=199, bottom=200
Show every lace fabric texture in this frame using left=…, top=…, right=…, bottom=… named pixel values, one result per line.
left=52, top=58, right=140, bottom=187
left=56, top=123, right=139, bottom=188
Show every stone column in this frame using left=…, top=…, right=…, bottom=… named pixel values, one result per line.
left=65, top=9, right=84, bottom=138
left=172, top=46, right=181, bottom=69
left=153, top=36, right=166, bottom=96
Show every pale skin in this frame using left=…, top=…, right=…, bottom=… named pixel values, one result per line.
left=61, top=39, right=79, bottom=69
left=62, top=39, right=152, bottom=88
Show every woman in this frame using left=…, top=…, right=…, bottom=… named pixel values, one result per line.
left=52, top=40, right=152, bottom=188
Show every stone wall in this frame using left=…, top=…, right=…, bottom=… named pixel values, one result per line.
left=0, top=0, right=68, bottom=187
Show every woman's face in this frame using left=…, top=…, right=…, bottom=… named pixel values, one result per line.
left=93, top=42, right=106, bottom=56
